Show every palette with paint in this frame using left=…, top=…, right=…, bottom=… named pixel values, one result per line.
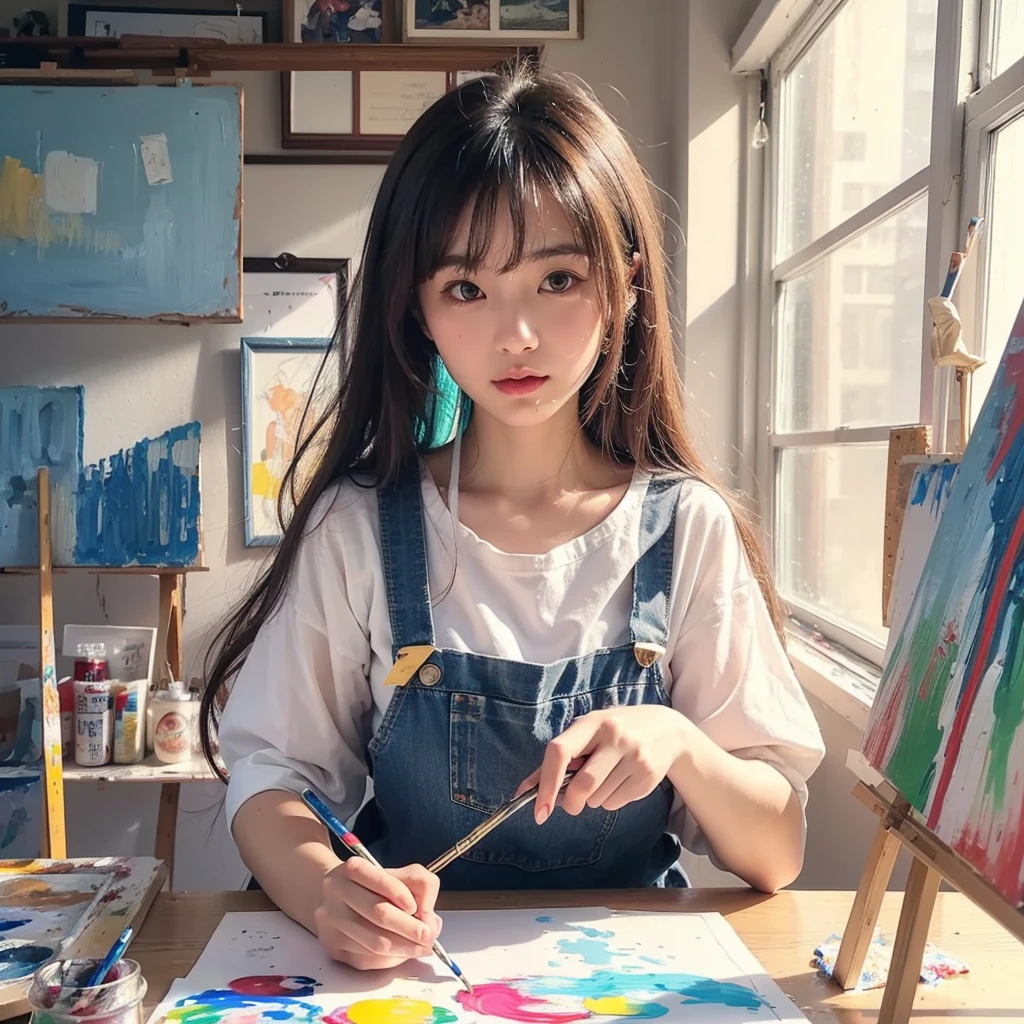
left=0, top=857, right=165, bottom=1019
left=148, top=908, right=809, bottom=1024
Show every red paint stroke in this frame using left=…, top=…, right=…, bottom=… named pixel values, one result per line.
left=864, top=664, right=907, bottom=767
left=957, top=815, right=1024, bottom=907
left=228, top=976, right=317, bottom=998
left=99, top=887, right=123, bottom=906
left=456, top=984, right=589, bottom=1024
left=928, top=504, right=1024, bottom=827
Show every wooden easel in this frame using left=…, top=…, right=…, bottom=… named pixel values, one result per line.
left=833, top=769, right=1024, bottom=1022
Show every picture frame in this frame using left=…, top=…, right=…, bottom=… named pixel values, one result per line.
left=66, top=3, right=268, bottom=42
left=240, top=254, right=348, bottom=547
left=241, top=338, right=333, bottom=547
left=284, top=0, right=389, bottom=43
left=281, top=68, right=454, bottom=155
left=403, top=0, right=581, bottom=42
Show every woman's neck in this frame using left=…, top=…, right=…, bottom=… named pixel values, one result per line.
left=456, top=403, right=622, bottom=505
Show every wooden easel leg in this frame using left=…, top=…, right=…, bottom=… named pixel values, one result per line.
left=37, top=467, right=67, bottom=860
left=833, top=823, right=901, bottom=988
left=157, top=574, right=183, bottom=683
left=877, top=857, right=942, bottom=1024
left=156, top=782, right=180, bottom=890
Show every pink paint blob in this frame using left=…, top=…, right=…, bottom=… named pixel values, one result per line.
left=455, top=984, right=589, bottom=1024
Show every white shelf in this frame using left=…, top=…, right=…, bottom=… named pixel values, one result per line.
left=62, top=753, right=220, bottom=784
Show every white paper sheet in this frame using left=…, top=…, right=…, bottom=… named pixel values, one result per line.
left=43, top=151, right=99, bottom=215
left=144, top=908, right=808, bottom=1024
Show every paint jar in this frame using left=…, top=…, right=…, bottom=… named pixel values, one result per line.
left=73, top=644, right=109, bottom=682
left=74, top=681, right=112, bottom=766
left=28, top=958, right=147, bottom=1024
left=151, top=681, right=198, bottom=764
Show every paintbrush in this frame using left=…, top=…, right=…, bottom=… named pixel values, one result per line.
left=426, top=771, right=577, bottom=874
left=300, top=788, right=473, bottom=994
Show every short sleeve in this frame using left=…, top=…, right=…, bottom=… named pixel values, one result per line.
left=665, top=484, right=825, bottom=861
left=219, top=493, right=375, bottom=832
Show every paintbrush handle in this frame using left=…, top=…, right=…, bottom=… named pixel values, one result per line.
left=426, top=772, right=576, bottom=874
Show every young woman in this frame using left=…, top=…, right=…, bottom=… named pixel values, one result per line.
left=202, top=61, right=825, bottom=972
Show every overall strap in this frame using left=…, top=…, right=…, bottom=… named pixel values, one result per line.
left=377, top=463, right=437, bottom=658
left=629, top=475, right=683, bottom=664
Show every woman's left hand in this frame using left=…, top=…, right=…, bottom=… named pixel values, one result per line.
left=516, top=706, right=692, bottom=824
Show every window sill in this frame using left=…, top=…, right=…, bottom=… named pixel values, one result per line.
left=786, top=623, right=880, bottom=734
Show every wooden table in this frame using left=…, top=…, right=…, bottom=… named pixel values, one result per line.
left=131, top=889, right=1023, bottom=1024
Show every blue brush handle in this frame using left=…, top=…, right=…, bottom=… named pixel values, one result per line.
left=87, top=926, right=133, bottom=988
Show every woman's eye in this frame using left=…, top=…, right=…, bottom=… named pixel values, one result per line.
left=542, top=272, right=578, bottom=293
left=450, top=281, right=483, bottom=302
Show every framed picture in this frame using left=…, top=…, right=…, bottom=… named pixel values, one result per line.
left=281, top=68, right=453, bottom=155
left=240, top=255, right=348, bottom=547
left=284, top=0, right=388, bottom=43
left=403, top=0, right=582, bottom=41
left=66, top=3, right=268, bottom=42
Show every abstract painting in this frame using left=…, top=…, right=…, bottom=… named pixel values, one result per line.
left=0, top=857, right=165, bottom=1018
left=864, top=293, right=1024, bottom=910
left=0, top=386, right=202, bottom=569
left=242, top=338, right=333, bottom=547
left=0, top=84, right=241, bottom=321
left=404, top=0, right=580, bottom=39
left=148, top=909, right=808, bottom=1024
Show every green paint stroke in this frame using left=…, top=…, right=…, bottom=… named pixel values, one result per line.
left=987, top=595, right=1024, bottom=808
left=885, top=608, right=959, bottom=810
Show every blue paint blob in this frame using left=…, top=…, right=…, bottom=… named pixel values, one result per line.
left=548, top=961, right=560, bottom=968
left=536, top=916, right=554, bottom=923
left=556, top=937, right=617, bottom=966
left=0, top=920, right=31, bottom=934
left=578, top=926, right=614, bottom=939
left=638, top=956, right=664, bottom=966
left=522, top=971, right=770, bottom=1013
left=0, top=943, right=53, bottom=981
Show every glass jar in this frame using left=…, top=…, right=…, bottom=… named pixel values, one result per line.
left=28, top=958, right=148, bottom=1024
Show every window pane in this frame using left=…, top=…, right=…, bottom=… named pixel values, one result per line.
left=991, top=0, right=1024, bottom=79
left=777, top=0, right=938, bottom=259
left=776, top=444, right=888, bottom=641
left=775, top=198, right=927, bottom=433
left=976, top=112, right=1024, bottom=410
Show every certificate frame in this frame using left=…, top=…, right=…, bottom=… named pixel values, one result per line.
left=280, top=68, right=456, bottom=156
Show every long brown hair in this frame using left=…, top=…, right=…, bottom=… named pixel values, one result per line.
left=200, top=60, right=786, bottom=777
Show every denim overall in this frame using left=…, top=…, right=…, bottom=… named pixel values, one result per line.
left=351, top=460, right=688, bottom=890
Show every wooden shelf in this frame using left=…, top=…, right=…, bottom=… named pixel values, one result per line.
left=62, top=752, right=220, bottom=784
left=0, top=39, right=532, bottom=75
left=0, top=565, right=209, bottom=576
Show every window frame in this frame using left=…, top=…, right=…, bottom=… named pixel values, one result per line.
left=751, top=0, right=976, bottom=667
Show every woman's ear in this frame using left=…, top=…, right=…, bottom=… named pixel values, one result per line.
left=411, top=303, right=434, bottom=341
left=626, top=252, right=641, bottom=312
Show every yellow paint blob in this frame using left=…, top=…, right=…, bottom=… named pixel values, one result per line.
left=583, top=998, right=645, bottom=1016
left=343, top=999, right=437, bottom=1024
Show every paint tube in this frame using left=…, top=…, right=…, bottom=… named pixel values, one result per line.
left=74, top=681, right=112, bottom=766
left=111, top=682, right=144, bottom=764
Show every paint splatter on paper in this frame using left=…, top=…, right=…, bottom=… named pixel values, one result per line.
left=864, top=295, right=1024, bottom=909
left=160, top=909, right=801, bottom=1024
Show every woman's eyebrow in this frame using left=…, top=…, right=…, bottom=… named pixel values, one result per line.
left=433, top=243, right=589, bottom=272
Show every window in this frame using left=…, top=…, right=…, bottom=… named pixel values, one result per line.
left=839, top=132, right=867, bottom=160
left=764, top=0, right=939, bottom=657
left=962, top=6, right=1024, bottom=424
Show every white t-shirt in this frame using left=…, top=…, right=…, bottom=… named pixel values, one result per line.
left=219, top=465, right=825, bottom=860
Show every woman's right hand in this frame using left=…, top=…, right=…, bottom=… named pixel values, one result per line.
left=314, top=858, right=442, bottom=970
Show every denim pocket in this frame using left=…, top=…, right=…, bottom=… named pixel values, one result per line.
left=448, top=690, right=617, bottom=871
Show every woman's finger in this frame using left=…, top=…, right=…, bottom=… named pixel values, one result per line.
left=586, top=759, right=634, bottom=809
left=561, top=747, right=620, bottom=815
left=341, top=857, right=418, bottom=913
left=535, top=719, right=600, bottom=823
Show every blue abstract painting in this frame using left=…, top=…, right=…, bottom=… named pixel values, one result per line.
left=0, top=386, right=201, bottom=568
left=0, top=84, right=241, bottom=320
left=76, top=421, right=202, bottom=566
left=0, top=387, right=83, bottom=566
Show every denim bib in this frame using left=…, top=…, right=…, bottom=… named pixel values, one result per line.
left=354, top=462, right=686, bottom=889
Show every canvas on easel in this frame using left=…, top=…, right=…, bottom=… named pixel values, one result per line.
left=833, top=293, right=1024, bottom=1023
